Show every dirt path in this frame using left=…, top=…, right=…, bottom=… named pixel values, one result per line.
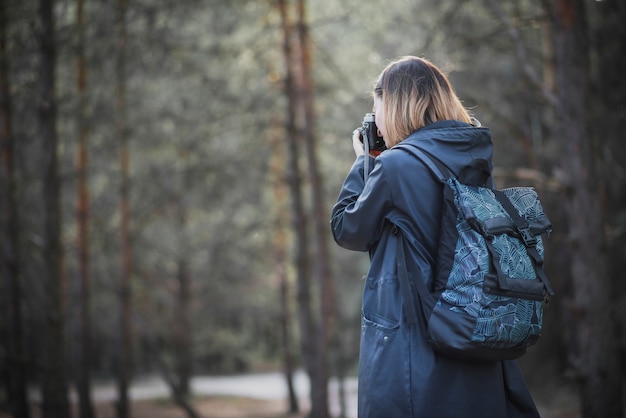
left=8, top=371, right=580, bottom=418
left=87, top=370, right=357, bottom=417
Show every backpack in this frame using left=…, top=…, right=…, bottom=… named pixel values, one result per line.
left=395, top=145, right=555, bottom=361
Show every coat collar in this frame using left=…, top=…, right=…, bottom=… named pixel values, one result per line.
left=415, top=120, right=474, bottom=133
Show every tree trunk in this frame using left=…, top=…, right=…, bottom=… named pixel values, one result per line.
left=276, top=0, right=318, bottom=414
left=295, top=0, right=335, bottom=416
left=74, top=0, right=95, bottom=416
left=116, top=0, right=133, bottom=416
left=594, top=1, right=626, bottom=405
left=551, top=0, right=623, bottom=416
left=174, top=256, right=191, bottom=396
left=39, top=0, right=70, bottom=417
left=145, top=320, right=200, bottom=418
left=0, top=0, right=30, bottom=416
left=174, top=169, right=192, bottom=398
left=269, top=121, right=300, bottom=414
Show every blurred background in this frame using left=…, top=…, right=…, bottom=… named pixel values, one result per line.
left=1, top=0, right=625, bottom=417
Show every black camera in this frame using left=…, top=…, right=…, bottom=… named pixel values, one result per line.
left=357, top=113, right=386, bottom=152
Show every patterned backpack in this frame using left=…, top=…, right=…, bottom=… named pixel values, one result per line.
left=395, top=145, right=555, bottom=361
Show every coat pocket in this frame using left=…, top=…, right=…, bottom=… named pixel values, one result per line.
left=360, top=272, right=403, bottom=387
left=359, top=311, right=412, bottom=417
left=363, top=271, right=403, bottom=326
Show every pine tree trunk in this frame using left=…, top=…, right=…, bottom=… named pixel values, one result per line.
left=174, top=257, right=192, bottom=396
left=295, top=1, right=335, bottom=416
left=75, top=0, right=95, bottom=416
left=552, top=0, right=623, bottom=416
left=594, top=4, right=626, bottom=408
left=175, top=172, right=192, bottom=398
left=39, top=0, right=70, bottom=416
left=269, top=123, right=300, bottom=414
left=0, top=0, right=30, bottom=415
left=276, top=1, right=319, bottom=415
left=116, top=0, right=132, bottom=416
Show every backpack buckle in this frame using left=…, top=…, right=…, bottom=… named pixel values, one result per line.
left=519, top=227, right=537, bottom=247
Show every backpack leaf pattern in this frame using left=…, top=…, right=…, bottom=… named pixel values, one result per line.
left=440, top=180, right=548, bottom=348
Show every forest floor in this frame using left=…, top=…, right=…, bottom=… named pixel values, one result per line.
left=3, top=397, right=301, bottom=418
left=92, top=396, right=304, bottom=418
left=15, top=394, right=582, bottom=418
left=5, top=371, right=582, bottom=418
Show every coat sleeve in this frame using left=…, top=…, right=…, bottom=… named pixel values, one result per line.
left=330, top=155, right=393, bottom=252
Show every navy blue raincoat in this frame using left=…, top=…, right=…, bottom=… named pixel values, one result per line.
left=331, top=121, right=540, bottom=418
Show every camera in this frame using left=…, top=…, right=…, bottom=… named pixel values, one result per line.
left=357, top=113, right=386, bottom=152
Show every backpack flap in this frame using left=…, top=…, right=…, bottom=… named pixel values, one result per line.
left=491, top=187, right=555, bottom=300
left=453, top=182, right=554, bottom=300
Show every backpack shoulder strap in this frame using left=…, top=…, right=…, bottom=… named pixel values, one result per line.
left=393, top=224, right=438, bottom=324
left=395, top=144, right=456, bottom=182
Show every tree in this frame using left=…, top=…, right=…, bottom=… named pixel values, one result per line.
left=294, top=0, right=337, bottom=416
left=39, top=0, right=70, bottom=416
left=0, top=0, right=30, bottom=416
left=173, top=158, right=192, bottom=398
left=276, top=0, right=319, bottom=414
left=116, top=0, right=133, bottom=416
left=277, top=0, right=340, bottom=415
left=550, top=0, right=623, bottom=416
left=269, top=121, right=300, bottom=414
left=593, top=3, right=626, bottom=402
left=74, top=0, right=95, bottom=416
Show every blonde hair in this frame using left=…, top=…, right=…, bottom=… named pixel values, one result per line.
left=374, top=56, right=472, bottom=147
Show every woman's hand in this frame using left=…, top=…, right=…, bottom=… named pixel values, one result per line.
left=352, top=129, right=365, bottom=156
left=353, top=129, right=383, bottom=158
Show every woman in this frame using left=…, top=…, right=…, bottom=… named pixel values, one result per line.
left=331, top=56, right=540, bottom=417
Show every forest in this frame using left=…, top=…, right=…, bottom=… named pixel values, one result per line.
left=1, top=0, right=625, bottom=417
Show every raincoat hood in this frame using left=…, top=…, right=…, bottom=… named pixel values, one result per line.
left=397, top=119, right=493, bottom=179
